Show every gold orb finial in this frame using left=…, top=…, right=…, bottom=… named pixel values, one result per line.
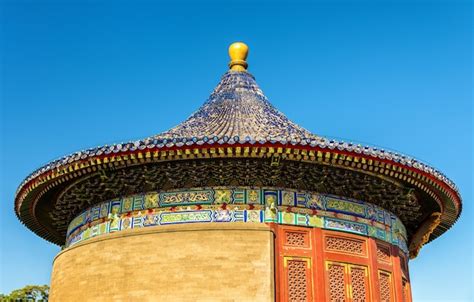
left=228, top=42, right=249, bottom=71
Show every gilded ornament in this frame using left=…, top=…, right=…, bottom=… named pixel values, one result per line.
left=228, top=42, right=249, bottom=71
left=215, top=190, right=231, bottom=204
left=282, top=192, right=294, bottom=206
left=144, top=193, right=158, bottom=208
left=248, top=190, right=259, bottom=203
left=122, top=197, right=133, bottom=212
left=283, top=212, right=294, bottom=224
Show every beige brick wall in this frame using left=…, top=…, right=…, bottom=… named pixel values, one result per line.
left=50, top=223, right=275, bottom=302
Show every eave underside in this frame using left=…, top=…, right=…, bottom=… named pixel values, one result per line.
left=19, top=157, right=445, bottom=246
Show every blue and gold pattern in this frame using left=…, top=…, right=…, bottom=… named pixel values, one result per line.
left=160, top=190, right=213, bottom=206
left=66, top=187, right=408, bottom=252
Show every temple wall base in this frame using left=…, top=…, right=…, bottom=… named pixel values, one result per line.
left=50, top=223, right=275, bottom=301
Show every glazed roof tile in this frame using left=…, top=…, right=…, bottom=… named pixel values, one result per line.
left=153, top=71, right=318, bottom=143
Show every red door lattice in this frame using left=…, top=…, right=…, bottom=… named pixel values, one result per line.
left=273, top=225, right=411, bottom=302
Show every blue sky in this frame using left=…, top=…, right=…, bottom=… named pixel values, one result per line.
left=0, top=0, right=472, bottom=300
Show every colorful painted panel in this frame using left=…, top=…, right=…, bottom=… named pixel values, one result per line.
left=66, top=187, right=408, bottom=253
left=160, top=190, right=213, bottom=206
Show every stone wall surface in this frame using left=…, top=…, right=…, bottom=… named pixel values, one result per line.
left=50, top=223, right=275, bottom=302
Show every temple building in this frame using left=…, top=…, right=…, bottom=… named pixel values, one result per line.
left=15, top=42, right=461, bottom=301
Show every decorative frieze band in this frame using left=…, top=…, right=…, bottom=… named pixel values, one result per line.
left=66, top=187, right=408, bottom=252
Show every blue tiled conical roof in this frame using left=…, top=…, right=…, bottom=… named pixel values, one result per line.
left=14, top=44, right=461, bottom=249
left=152, top=71, right=319, bottom=144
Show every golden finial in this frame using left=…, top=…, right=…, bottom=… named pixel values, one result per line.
left=228, top=42, right=249, bottom=71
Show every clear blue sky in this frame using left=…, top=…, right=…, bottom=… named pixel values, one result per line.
left=0, top=0, right=472, bottom=300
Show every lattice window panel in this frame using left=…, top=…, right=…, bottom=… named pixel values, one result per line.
left=327, top=262, right=346, bottom=302
left=326, top=262, right=370, bottom=302
left=402, top=278, right=411, bottom=302
left=377, top=244, right=391, bottom=263
left=285, top=258, right=311, bottom=302
left=349, top=265, right=368, bottom=302
left=287, top=260, right=307, bottom=301
left=325, top=236, right=365, bottom=255
left=378, top=271, right=393, bottom=302
left=285, top=231, right=308, bottom=247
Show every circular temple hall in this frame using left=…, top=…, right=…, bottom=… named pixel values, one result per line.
left=15, top=43, right=461, bottom=301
